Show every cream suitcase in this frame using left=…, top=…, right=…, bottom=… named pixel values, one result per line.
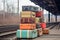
left=20, top=11, right=36, bottom=18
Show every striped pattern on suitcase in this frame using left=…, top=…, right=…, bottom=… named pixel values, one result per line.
left=16, top=29, right=38, bottom=38
left=20, top=24, right=36, bottom=30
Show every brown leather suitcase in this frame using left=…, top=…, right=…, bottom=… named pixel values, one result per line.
left=43, top=28, right=49, bottom=34
left=20, top=18, right=35, bottom=24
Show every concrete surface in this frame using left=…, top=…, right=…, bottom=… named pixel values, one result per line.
left=33, top=38, right=60, bottom=40
left=33, top=29, right=60, bottom=40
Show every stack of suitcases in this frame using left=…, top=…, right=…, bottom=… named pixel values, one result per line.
left=36, top=10, right=43, bottom=36
left=16, top=6, right=39, bottom=38
left=16, top=6, right=49, bottom=39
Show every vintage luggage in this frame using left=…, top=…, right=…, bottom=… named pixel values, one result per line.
left=22, top=6, right=39, bottom=12
left=40, top=22, right=46, bottom=29
left=36, top=11, right=43, bottom=17
left=43, top=28, right=49, bottom=34
left=20, top=24, right=36, bottom=30
left=37, top=28, right=43, bottom=36
left=20, top=11, right=36, bottom=18
left=20, top=18, right=35, bottom=23
left=35, top=18, right=40, bottom=23
left=16, top=29, right=38, bottom=38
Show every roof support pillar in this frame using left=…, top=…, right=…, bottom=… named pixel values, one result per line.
left=48, top=12, right=50, bottom=22
left=55, top=15, right=57, bottom=22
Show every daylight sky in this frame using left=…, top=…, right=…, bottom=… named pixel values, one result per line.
left=0, top=0, right=48, bottom=14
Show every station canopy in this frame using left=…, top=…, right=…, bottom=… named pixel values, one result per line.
left=30, top=0, right=60, bottom=15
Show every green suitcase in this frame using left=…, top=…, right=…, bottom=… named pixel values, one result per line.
left=16, top=29, right=38, bottom=38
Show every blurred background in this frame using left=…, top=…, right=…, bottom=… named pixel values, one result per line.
left=0, top=0, right=60, bottom=26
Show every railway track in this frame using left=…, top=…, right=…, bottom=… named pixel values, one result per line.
left=0, top=31, right=16, bottom=36
left=0, top=33, right=16, bottom=40
left=0, top=25, right=19, bottom=33
left=0, top=25, right=19, bottom=40
left=47, top=22, right=60, bottom=30
left=0, top=31, right=17, bottom=40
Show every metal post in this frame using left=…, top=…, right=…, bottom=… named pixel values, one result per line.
left=17, top=0, right=19, bottom=13
left=42, top=8, right=44, bottom=22
left=2, top=0, right=5, bottom=22
left=48, top=12, right=50, bottom=22
left=55, top=15, right=57, bottom=22
left=3, top=0, right=5, bottom=11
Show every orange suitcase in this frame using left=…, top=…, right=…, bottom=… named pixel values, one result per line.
left=20, top=24, right=36, bottom=30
